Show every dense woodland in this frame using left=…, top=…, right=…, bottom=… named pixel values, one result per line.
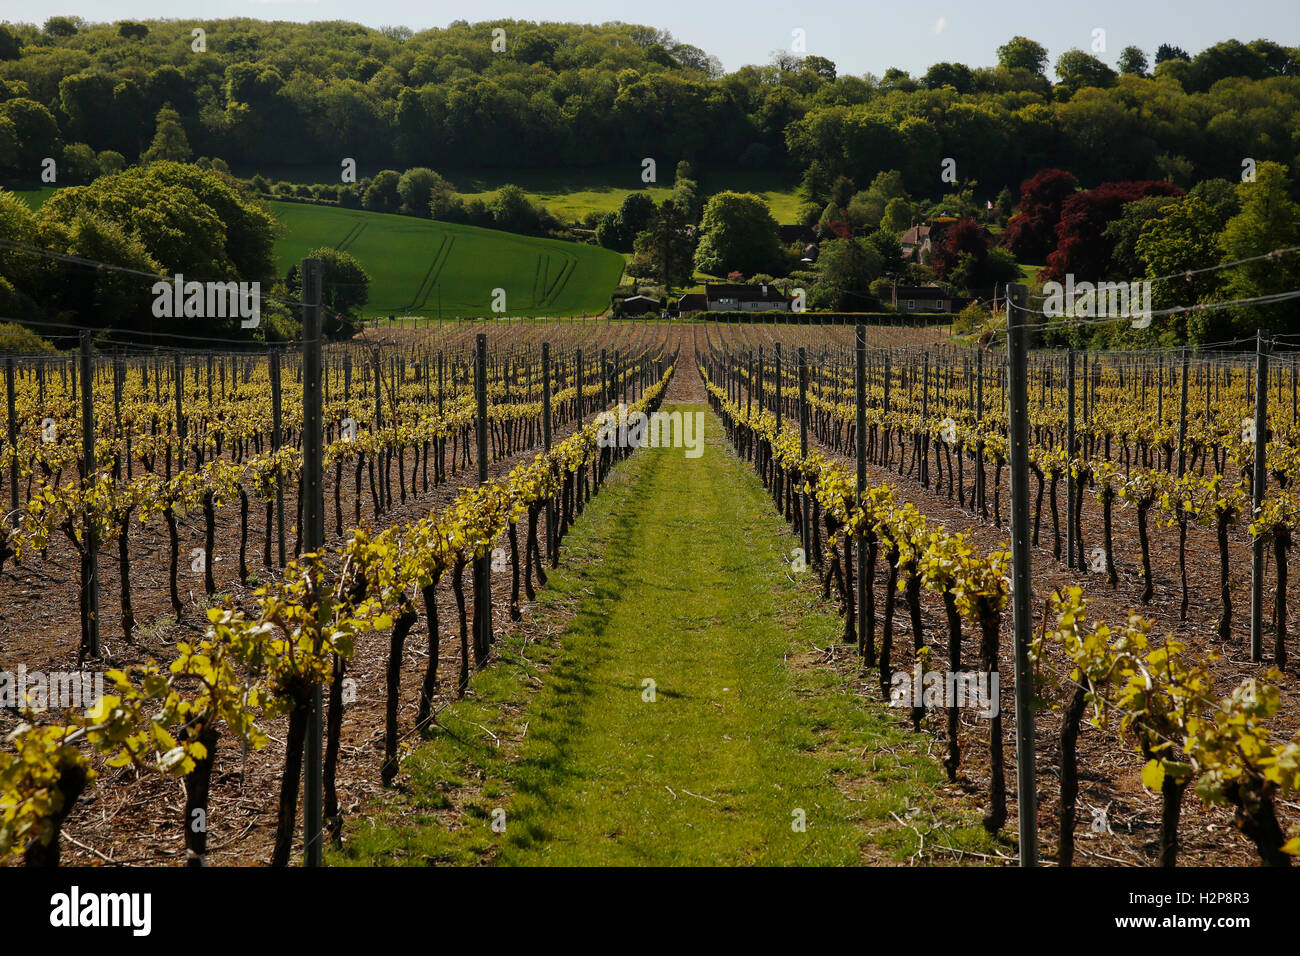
left=0, top=19, right=1297, bottom=196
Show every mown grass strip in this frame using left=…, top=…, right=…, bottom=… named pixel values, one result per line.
left=337, top=404, right=992, bottom=866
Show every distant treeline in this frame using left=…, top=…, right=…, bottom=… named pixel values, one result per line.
left=0, top=18, right=1298, bottom=200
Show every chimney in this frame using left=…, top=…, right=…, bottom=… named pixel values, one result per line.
left=761, top=284, right=767, bottom=297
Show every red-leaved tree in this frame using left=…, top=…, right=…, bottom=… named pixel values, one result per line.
left=929, top=218, right=991, bottom=281
left=1000, top=168, right=1078, bottom=262
left=1042, top=180, right=1184, bottom=282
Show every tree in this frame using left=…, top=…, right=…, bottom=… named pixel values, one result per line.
left=306, top=247, right=370, bottom=334
left=997, top=36, right=1049, bottom=76
left=617, top=192, right=655, bottom=239
left=629, top=199, right=695, bottom=288
left=1219, top=161, right=1300, bottom=331
left=96, top=150, right=126, bottom=175
left=1155, top=153, right=1195, bottom=187
left=362, top=170, right=401, bottom=213
left=671, top=176, right=699, bottom=221
left=1155, top=44, right=1191, bottom=65
left=1188, top=178, right=1240, bottom=226
left=0, top=321, right=53, bottom=351
left=0, top=25, right=21, bottom=61
left=818, top=200, right=850, bottom=239
left=1055, top=50, right=1118, bottom=91
left=803, top=55, right=837, bottom=83
left=826, top=175, right=856, bottom=209
left=594, top=212, right=623, bottom=250
left=848, top=170, right=908, bottom=232
left=597, top=192, right=655, bottom=251
left=816, top=237, right=882, bottom=310
left=37, top=162, right=276, bottom=283
left=929, top=218, right=991, bottom=283
left=693, top=191, right=783, bottom=276
left=1187, top=39, right=1270, bottom=91
left=491, top=183, right=539, bottom=234
left=511, top=30, right=558, bottom=66
left=0, top=99, right=60, bottom=172
left=799, top=161, right=833, bottom=205
left=44, top=212, right=161, bottom=330
left=61, top=143, right=99, bottom=184
left=1001, top=168, right=1078, bottom=261
left=43, top=17, right=81, bottom=39
left=1103, top=195, right=1181, bottom=277
left=866, top=228, right=906, bottom=276
left=426, top=173, right=462, bottom=220
left=880, top=68, right=917, bottom=92
left=1135, top=196, right=1230, bottom=342
left=117, top=22, right=149, bottom=41
left=994, top=187, right=1015, bottom=219
left=0, top=190, right=44, bottom=310
left=1043, top=180, right=1184, bottom=282
left=396, top=168, right=444, bottom=216
left=59, top=73, right=118, bottom=150
left=1118, top=46, right=1149, bottom=76
left=924, top=62, right=974, bottom=93
left=879, top=196, right=914, bottom=236
left=141, top=107, right=192, bottom=164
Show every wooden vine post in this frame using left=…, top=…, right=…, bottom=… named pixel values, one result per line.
left=79, top=330, right=100, bottom=661
left=1251, top=330, right=1270, bottom=662
left=300, top=258, right=325, bottom=867
left=473, top=332, right=492, bottom=665
left=1007, top=285, right=1037, bottom=866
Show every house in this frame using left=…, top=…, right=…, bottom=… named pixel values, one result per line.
left=778, top=225, right=818, bottom=263
left=616, top=294, right=663, bottom=316
left=779, top=224, right=817, bottom=246
left=676, top=292, right=708, bottom=316
left=891, top=284, right=957, bottom=313
left=704, top=283, right=791, bottom=312
left=900, top=224, right=932, bottom=264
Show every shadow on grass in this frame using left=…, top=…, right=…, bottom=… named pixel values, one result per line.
left=503, top=465, right=653, bottom=850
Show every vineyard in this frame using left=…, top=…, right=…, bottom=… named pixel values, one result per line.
left=0, top=313, right=678, bottom=864
left=0, top=310, right=1298, bottom=869
left=699, top=318, right=1300, bottom=866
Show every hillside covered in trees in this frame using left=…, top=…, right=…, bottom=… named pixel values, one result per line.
left=0, top=17, right=1297, bottom=201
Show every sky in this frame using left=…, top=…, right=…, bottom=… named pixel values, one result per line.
left=3, top=0, right=1299, bottom=78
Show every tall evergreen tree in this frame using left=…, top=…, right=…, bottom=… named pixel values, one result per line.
left=141, top=105, right=191, bottom=164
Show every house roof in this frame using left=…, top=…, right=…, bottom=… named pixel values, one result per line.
left=677, top=293, right=708, bottom=311
left=621, top=295, right=660, bottom=307
left=705, top=283, right=790, bottom=303
left=779, top=224, right=818, bottom=245
left=900, top=225, right=931, bottom=246
left=892, top=285, right=951, bottom=299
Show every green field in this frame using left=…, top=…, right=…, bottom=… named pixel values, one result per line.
left=269, top=201, right=626, bottom=319
left=443, top=166, right=803, bottom=224
left=10, top=187, right=55, bottom=209
left=242, top=165, right=803, bottom=225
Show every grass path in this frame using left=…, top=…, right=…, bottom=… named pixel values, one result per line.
left=341, top=401, right=988, bottom=866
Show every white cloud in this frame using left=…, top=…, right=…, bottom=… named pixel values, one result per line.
left=933, top=16, right=947, bottom=35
